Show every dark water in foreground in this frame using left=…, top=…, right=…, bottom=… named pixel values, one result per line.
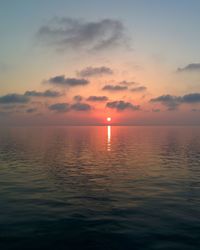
left=0, top=126, right=200, bottom=250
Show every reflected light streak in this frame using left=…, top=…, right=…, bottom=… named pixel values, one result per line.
left=107, top=125, right=111, bottom=151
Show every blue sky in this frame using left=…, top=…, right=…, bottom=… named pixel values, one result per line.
left=1, top=0, right=200, bottom=64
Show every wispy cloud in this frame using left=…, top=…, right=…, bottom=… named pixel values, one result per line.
left=106, top=100, right=140, bottom=111
left=130, top=86, right=147, bottom=92
left=48, top=102, right=92, bottom=112
left=77, top=66, right=113, bottom=77
left=177, top=63, right=200, bottom=72
left=36, top=18, right=129, bottom=52
left=102, top=85, right=127, bottom=91
left=25, top=90, right=62, bottom=97
left=47, top=75, right=89, bottom=87
left=119, top=81, right=137, bottom=86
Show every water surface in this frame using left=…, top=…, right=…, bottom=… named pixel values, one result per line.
left=0, top=126, right=200, bottom=249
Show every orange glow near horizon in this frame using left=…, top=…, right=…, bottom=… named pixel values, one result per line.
left=107, top=117, right=111, bottom=122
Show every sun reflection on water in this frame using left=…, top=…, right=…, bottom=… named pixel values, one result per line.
left=107, top=125, right=111, bottom=151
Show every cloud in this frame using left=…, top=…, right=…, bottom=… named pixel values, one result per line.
left=36, top=18, right=129, bottom=52
left=26, top=108, right=37, bottom=113
left=49, top=102, right=91, bottom=112
left=150, top=95, right=181, bottom=110
left=0, top=90, right=63, bottom=111
left=47, top=75, right=89, bottom=87
left=182, top=93, right=200, bottom=103
left=25, top=90, right=62, bottom=97
left=106, top=100, right=140, bottom=111
left=177, top=63, right=200, bottom=72
left=77, top=66, right=113, bottom=77
left=48, top=103, right=70, bottom=112
left=0, top=94, right=29, bottom=104
left=87, top=96, right=108, bottom=102
left=130, top=86, right=147, bottom=92
left=119, top=81, right=137, bottom=86
left=73, top=95, right=83, bottom=102
left=70, top=103, right=91, bottom=111
left=102, top=85, right=127, bottom=91
left=150, top=93, right=200, bottom=110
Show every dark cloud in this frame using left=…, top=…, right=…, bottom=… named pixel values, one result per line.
left=77, top=66, right=113, bottom=77
left=25, top=90, right=62, bottom=97
left=49, top=102, right=91, bottom=112
left=177, top=63, right=200, bottom=72
left=150, top=93, right=200, bottom=110
left=26, top=108, right=37, bottom=113
left=47, top=75, right=89, bottom=87
left=119, top=81, right=137, bottom=86
left=70, top=103, right=91, bottom=111
left=182, top=93, right=200, bottom=103
left=102, top=85, right=127, bottom=91
left=0, top=94, right=29, bottom=104
left=36, top=18, right=129, bottom=52
left=73, top=95, right=83, bottom=102
left=106, top=100, right=140, bottom=111
left=48, top=103, right=70, bottom=112
left=0, top=90, right=63, bottom=108
left=87, top=96, right=108, bottom=102
left=150, top=95, right=181, bottom=110
left=130, top=86, right=147, bottom=92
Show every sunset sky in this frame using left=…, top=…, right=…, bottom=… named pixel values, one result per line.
left=1, top=0, right=200, bottom=125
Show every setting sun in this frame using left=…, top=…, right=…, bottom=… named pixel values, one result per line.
left=1, top=1, right=200, bottom=249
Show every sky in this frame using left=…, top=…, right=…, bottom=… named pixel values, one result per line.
left=0, top=0, right=200, bottom=125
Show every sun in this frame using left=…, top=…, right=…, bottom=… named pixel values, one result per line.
left=107, top=117, right=111, bottom=122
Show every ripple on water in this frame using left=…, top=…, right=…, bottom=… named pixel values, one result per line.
left=0, top=126, right=200, bottom=249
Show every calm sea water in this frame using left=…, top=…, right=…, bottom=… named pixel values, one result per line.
left=0, top=126, right=200, bottom=250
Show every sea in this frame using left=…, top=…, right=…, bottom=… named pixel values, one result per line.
left=0, top=126, right=200, bottom=249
